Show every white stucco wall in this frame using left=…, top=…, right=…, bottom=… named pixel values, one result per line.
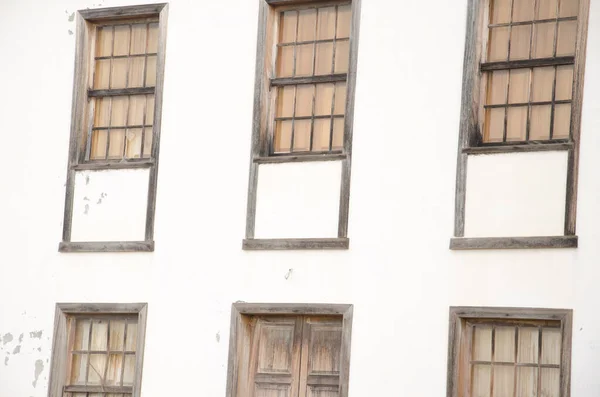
left=1, top=1, right=600, bottom=397
left=254, top=162, right=341, bottom=239
left=464, top=151, right=568, bottom=237
left=71, top=169, right=149, bottom=242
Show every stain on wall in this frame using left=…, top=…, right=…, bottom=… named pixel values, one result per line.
left=2, top=333, right=13, bottom=345
left=32, top=359, right=44, bottom=388
left=29, top=331, right=42, bottom=339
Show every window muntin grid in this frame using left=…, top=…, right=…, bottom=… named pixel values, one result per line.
left=481, top=0, right=579, bottom=144
left=86, top=21, right=158, bottom=162
left=271, top=3, right=351, bottom=155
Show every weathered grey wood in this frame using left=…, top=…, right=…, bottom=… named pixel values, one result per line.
left=453, top=0, right=481, bottom=237
left=47, top=305, right=68, bottom=397
left=450, top=236, right=577, bottom=250
left=337, top=0, right=361, bottom=240
left=234, top=303, right=352, bottom=316
left=57, top=303, right=147, bottom=314
left=71, top=160, right=154, bottom=170
left=133, top=303, right=148, bottom=397
left=59, top=241, right=154, bottom=252
left=64, top=386, right=132, bottom=393
left=243, top=238, right=349, bottom=250
left=88, top=87, right=154, bottom=97
left=254, top=153, right=346, bottom=163
left=480, top=56, right=574, bottom=71
left=463, top=142, right=572, bottom=154
left=144, top=4, right=169, bottom=243
left=79, top=3, right=166, bottom=21
left=271, top=74, right=347, bottom=86
left=446, top=307, right=573, bottom=397
left=564, top=0, right=591, bottom=236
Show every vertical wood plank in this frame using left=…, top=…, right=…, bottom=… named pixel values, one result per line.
left=132, top=303, right=148, bottom=397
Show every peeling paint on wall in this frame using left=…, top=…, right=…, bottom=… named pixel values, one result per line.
left=4, top=357, right=8, bottom=366
left=18, top=333, right=23, bottom=343
left=29, top=331, right=43, bottom=339
left=2, top=333, right=13, bottom=345
left=12, top=345, right=21, bottom=354
left=32, top=360, right=44, bottom=388
left=284, top=268, right=293, bottom=280
left=216, top=331, right=220, bottom=343
left=67, top=12, right=75, bottom=22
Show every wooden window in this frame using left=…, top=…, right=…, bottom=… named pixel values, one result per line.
left=480, top=0, right=581, bottom=144
left=60, top=4, right=167, bottom=253
left=226, top=303, right=353, bottom=397
left=48, top=303, right=148, bottom=397
left=447, top=307, right=572, bottom=397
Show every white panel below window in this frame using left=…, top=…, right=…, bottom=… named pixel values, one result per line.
left=71, top=169, right=149, bottom=242
left=254, top=161, right=342, bottom=239
left=464, top=151, right=568, bottom=237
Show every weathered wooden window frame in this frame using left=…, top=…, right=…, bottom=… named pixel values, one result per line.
left=451, top=0, right=590, bottom=250
left=47, top=303, right=148, bottom=397
left=59, top=4, right=168, bottom=253
left=446, top=306, right=573, bottom=397
left=243, top=0, right=361, bottom=251
left=226, top=303, right=353, bottom=397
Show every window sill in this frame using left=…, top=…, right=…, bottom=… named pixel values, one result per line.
left=59, top=241, right=154, bottom=253
left=71, top=160, right=154, bottom=171
left=463, top=142, right=572, bottom=155
left=243, top=238, right=349, bottom=250
left=449, top=236, right=577, bottom=250
left=254, top=153, right=346, bottom=164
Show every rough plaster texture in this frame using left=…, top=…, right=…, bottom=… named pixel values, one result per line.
left=1, top=0, right=600, bottom=397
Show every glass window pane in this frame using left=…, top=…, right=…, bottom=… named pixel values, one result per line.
left=336, top=5, right=351, bottom=38
left=491, top=0, right=512, bottom=24
left=332, top=118, right=344, bottom=150
left=147, top=23, right=159, bottom=53
left=472, top=326, right=492, bottom=361
left=292, top=120, right=311, bottom=152
left=532, top=66, right=555, bottom=102
left=295, top=85, right=314, bottom=117
left=111, top=96, right=128, bottom=127
left=74, top=319, right=91, bottom=350
left=125, top=323, right=138, bottom=352
left=87, top=354, right=108, bottom=385
left=128, top=57, right=145, bottom=88
left=312, top=119, right=331, bottom=151
left=113, top=25, right=130, bottom=56
left=487, top=70, right=509, bottom=105
left=96, top=26, right=113, bottom=57
left=69, top=353, right=88, bottom=385
left=279, top=11, right=297, bottom=44
left=146, top=95, right=155, bottom=125
left=274, top=121, right=292, bottom=153
left=513, top=0, right=535, bottom=21
left=128, top=95, right=146, bottom=126
left=94, top=59, right=111, bottom=89
left=90, top=130, right=108, bottom=160
left=131, top=24, right=147, bottom=55
left=315, top=83, right=334, bottom=116
left=484, top=108, right=506, bottom=142
left=297, top=9, right=316, bottom=42
left=94, top=98, right=111, bottom=127
left=317, top=7, right=336, bottom=40
left=90, top=320, right=108, bottom=351
left=123, top=355, right=136, bottom=386
left=494, top=327, right=515, bottom=362
left=109, top=321, right=126, bottom=351
left=536, top=0, right=558, bottom=19
left=493, top=365, right=515, bottom=397
left=533, top=22, right=556, bottom=59
left=530, top=105, right=552, bottom=140
left=143, top=129, right=153, bottom=158
left=472, top=364, right=491, bottom=397
left=516, top=367, right=538, bottom=397
left=508, top=69, right=530, bottom=104
left=125, top=129, right=143, bottom=159
left=556, top=20, right=577, bottom=56
left=334, top=83, right=347, bottom=115
left=540, top=368, right=560, bottom=397
left=518, top=327, right=539, bottom=363
left=555, top=65, right=574, bottom=100
left=105, top=354, right=124, bottom=386
left=541, top=328, right=562, bottom=364
left=277, top=46, right=294, bottom=77
left=277, top=86, right=295, bottom=118
left=559, top=0, right=579, bottom=17
left=488, top=27, right=510, bottom=62
left=110, top=58, right=128, bottom=89
left=510, top=25, right=532, bottom=60
left=108, top=129, right=125, bottom=160
left=334, top=41, right=349, bottom=74
left=295, top=44, right=313, bottom=76
left=315, top=42, right=333, bottom=75
left=507, top=106, right=528, bottom=141
left=145, top=55, right=157, bottom=87
left=553, top=104, right=571, bottom=138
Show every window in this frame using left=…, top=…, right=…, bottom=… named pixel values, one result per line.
left=48, top=303, right=148, bottom=397
left=60, top=4, right=167, bottom=253
left=447, top=307, right=572, bottom=397
left=243, top=0, right=360, bottom=250
left=451, top=0, right=589, bottom=250
left=226, top=303, right=353, bottom=397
